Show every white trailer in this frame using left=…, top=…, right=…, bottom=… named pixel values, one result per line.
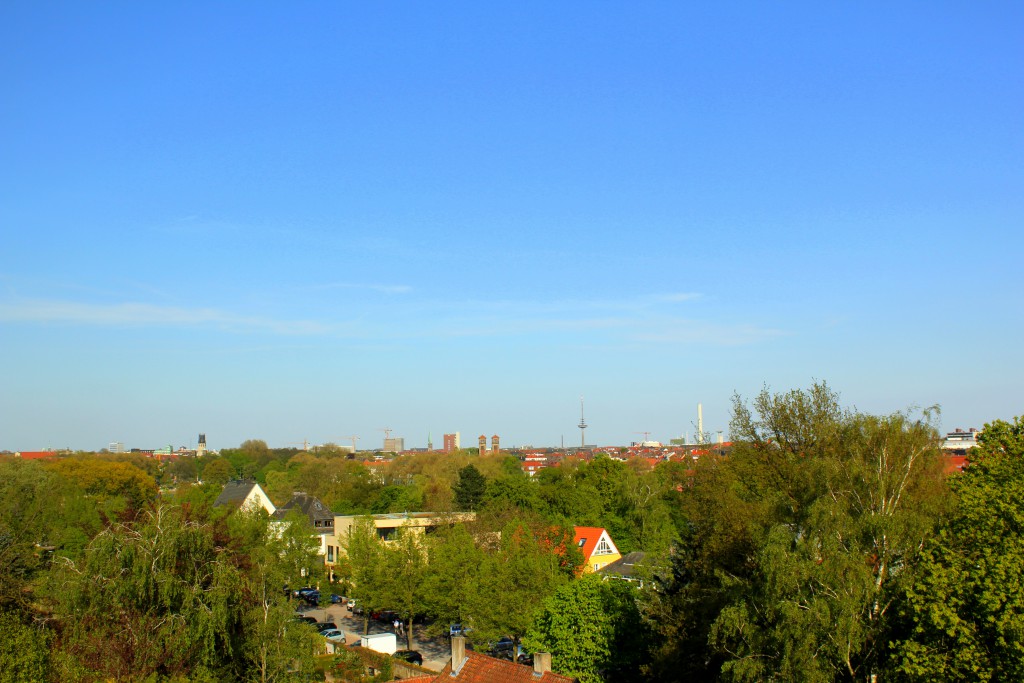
left=360, top=632, right=397, bottom=655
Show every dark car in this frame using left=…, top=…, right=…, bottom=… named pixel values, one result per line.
left=517, top=654, right=534, bottom=666
left=315, top=622, right=336, bottom=633
left=330, top=593, right=344, bottom=604
left=489, top=637, right=515, bottom=660
left=392, top=650, right=424, bottom=666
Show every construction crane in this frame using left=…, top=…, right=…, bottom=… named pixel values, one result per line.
left=285, top=440, right=310, bottom=451
left=378, top=428, right=392, bottom=449
left=335, top=436, right=359, bottom=453
left=634, top=432, right=652, bottom=443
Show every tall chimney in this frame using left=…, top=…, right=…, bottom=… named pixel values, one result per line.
left=451, top=635, right=467, bottom=673
left=533, top=652, right=552, bottom=675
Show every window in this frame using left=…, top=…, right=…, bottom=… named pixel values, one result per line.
left=577, top=538, right=586, bottom=547
left=594, top=537, right=614, bottom=555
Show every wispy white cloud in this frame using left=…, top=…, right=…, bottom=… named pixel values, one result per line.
left=0, top=292, right=780, bottom=347
left=0, top=299, right=335, bottom=335
left=303, top=282, right=413, bottom=294
left=631, top=320, right=787, bottom=346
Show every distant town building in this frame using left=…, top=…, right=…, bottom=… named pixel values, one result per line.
left=197, top=433, right=207, bottom=456
left=478, top=434, right=487, bottom=453
left=491, top=434, right=500, bottom=453
left=942, top=428, right=980, bottom=454
left=13, top=451, right=57, bottom=460
left=383, top=437, right=405, bottom=452
left=108, top=441, right=125, bottom=453
left=444, top=432, right=460, bottom=452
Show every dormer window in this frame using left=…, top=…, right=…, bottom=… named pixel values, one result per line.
left=594, top=537, right=614, bottom=555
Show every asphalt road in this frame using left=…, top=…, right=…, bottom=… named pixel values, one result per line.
left=296, top=601, right=453, bottom=672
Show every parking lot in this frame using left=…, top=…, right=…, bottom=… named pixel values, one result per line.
left=296, top=600, right=453, bottom=672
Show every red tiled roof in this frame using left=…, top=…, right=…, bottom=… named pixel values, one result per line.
left=400, top=676, right=436, bottom=683
left=16, top=451, right=58, bottom=459
left=944, top=455, right=968, bottom=474
left=434, top=651, right=574, bottom=683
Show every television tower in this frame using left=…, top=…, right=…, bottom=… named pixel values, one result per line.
left=578, top=396, right=588, bottom=447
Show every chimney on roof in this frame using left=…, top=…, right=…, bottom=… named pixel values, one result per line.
left=451, top=635, right=467, bottom=674
left=533, top=652, right=552, bottom=676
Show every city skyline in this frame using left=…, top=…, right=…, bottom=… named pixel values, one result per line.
left=2, top=3, right=1021, bottom=451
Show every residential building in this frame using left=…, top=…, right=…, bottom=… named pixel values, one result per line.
left=213, top=480, right=276, bottom=515
left=273, top=491, right=335, bottom=558
left=598, top=551, right=657, bottom=587
left=325, top=511, right=475, bottom=577
left=574, top=526, right=621, bottom=573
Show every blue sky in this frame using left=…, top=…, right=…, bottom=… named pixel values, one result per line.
left=2, top=3, right=1021, bottom=452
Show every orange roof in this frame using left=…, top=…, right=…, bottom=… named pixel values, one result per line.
left=435, top=651, right=573, bottom=683
left=573, top=526, right=608, bottom=561
left=944, top=455, right=968, bottom=474
left=16, top=451, right=58, bottom=459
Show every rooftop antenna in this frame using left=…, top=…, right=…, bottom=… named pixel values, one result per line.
left=578, top=396, right=588, bottom=447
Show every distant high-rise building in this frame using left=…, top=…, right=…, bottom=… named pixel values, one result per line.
left=491, top=434, right=500, bottom=453
left=478, top=434, right=487, bottom=454
left=443, top=433, right=460, bottom=452
left=108, top=441, right=124, bottom=453
left=383, top=437, right=405, bottom=453
left=197, top=433, right=207, bottom=456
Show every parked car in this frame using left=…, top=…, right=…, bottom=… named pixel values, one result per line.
left=392, top=650, right=424, bottom=666
left=449, top=623, right=471, bottom=638
left=293, top=615, right=318, bottom=625
left=517, top=654, right=534, bottom=666
left=315, top=622, right=336, bottom=633
left=301, top=591, right=321, bottom=606
left=320, top=629, right=345, bottom=642
left=346, top=598, right=357, bottom=611
left=330, top=593, right=344, bottom=604
left=489, top=637, right=515, bottom=660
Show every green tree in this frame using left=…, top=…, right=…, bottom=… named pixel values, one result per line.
left=523, top=573, right=648, bottom=683
left=51, top=502, right=317, bottom=682
left=342, top=518, right=389, bottom=634
left=0, top=609, right=50, bottom=683
left=379, top=528, right=430, bottom=649
left=202, top=457, right=234, bottom=487
left=645, top=383, right=945, bottom=682
left=468, top=520, right=575, bottom=652
left=453, top=464, right=487, bottom=511
left=889, top=416, right=1024, bottom=681
left=422, top=523, right=484, bottom=633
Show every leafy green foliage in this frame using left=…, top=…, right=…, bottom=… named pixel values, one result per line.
left=0, top=609, right=50, bottom=683
left=50, top=503, right=317, bottom=682
left=523, top=573, right=648, bottom=683
left=645, top=384, right=946, bottom=682
left=889, top=416, right=1024, bottom=681
left=453, top=464, right=487, bottom=511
